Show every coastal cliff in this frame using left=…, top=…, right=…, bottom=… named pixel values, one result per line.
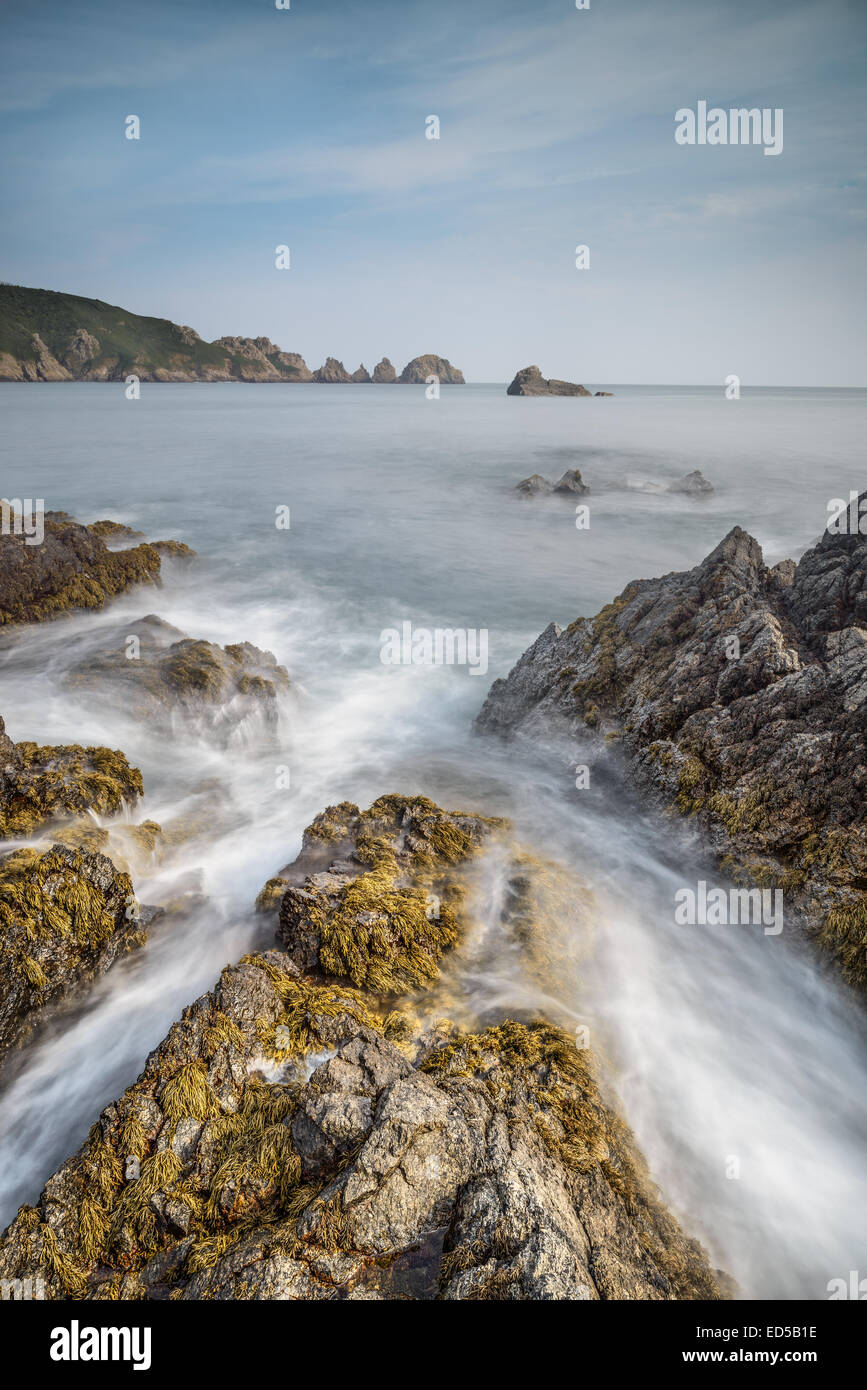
left=0, top=286, right=465, bottom=385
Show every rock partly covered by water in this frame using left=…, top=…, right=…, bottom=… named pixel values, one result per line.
left=477, top=511, right=867, bottom=989
left=0, top=844, right=143, bottom=1069
left=516, top=470, right=589, bottom=497
left=64, top=615, right=290, bottom=741
left=0, top=794, right=724, bottom=1301
left=0, top=715, right=143, bottom=839
left=507, top=366, right=592, bottom=397
left=0, top=513, right=186, bottom=626
left=668, top=470, right=714, bottom=496
left=399, top=355, right=465, bottom=385
left=372, top=357, right=397, bottom=383
left=271, top=795, right=503, bottom=992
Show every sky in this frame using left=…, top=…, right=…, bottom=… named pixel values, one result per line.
left=1, top=0, right=865, bottom=384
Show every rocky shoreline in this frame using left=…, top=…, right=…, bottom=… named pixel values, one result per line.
left=0, top=504, right=732, bottom=1300
left=0, top=491, right=862, bottom=1300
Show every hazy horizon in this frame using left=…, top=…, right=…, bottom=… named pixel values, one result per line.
left=1, top=0, right=865, bottom=386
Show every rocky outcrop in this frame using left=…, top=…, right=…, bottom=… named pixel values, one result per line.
left=477, top=510, right=867, bottom=989
left=399, top=355, right=465, bottom=385
left=507, top=366, right=591, bottom=397
left=0, top=716, right=143, bottom=839
left=516, top=470, right=589, bottom=497
left=668, top=470, right=714, bottom=496
left=64, top=615, right=290, bottom=742
left=594, top=391, right=613, bottom=397
left=372, top=358, right=397, bottom=383
left=350, top=365, right=371, bottom=383
left=0, top=513, right=179, bottom=625
left=314, top=358, right=353, bottom=384
left=0, top=844, right=145, bottom=1069
left=0, top=794, right=724, bottom=1301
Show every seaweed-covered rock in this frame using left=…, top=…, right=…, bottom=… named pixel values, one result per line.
left=0, top=844, right=143, bottom=1067
left=0, top=716, right=143, bottom=838
left=476, top=511, right=867, bottom=988
left=272, top=795, right=503, bottom=993
left=0, top=513, right=182, bottom=625
left=0, top=946, right=724, bottom=1300
left=64, top=615, right=290, bottom=740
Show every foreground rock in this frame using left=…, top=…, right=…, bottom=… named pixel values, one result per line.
left=64, top=615, right=290, bottom=741
left=516, top=469, right=589, bottom=497
left=269, top=794, right=503, bottom=993
left=399, top=355, right=465, bottom=385
left=0, top=844, right=143, bottom=1068
left=0, top=512, right=187, bottom=626
left=477, top=513, right=867, bottom=989
left=0, top=715, right=143, bottom=839
left=0, top=795, right=724, bottom=1301
left=507, top=366, right=592, bottom=397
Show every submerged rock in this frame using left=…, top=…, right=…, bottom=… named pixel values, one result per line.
left=476, top=507, right=867, bottom=989
left=515, top=474, right=554, bottom=497
left=515, top=470, right=589, bottom=497
left=0, top=795, right=724, bottom=1300
left=507, top=366, right=591, bottom=397
left=63, top=615, right=290, bottom=740
left=0, top=513, right=186, bottom=626
left=0, top=715, right=143, bottom=838
left=668, top=470, right=714, bottom=496
left=399, top=355, right=465, bottom=385
left=0, top=844, right=144, bottom=1068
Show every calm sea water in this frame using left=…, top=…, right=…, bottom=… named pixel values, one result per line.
left=0, top=382, right=865, bottom=1298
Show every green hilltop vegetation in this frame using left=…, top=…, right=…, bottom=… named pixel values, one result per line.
left=0, top=284, right=464, bottom=384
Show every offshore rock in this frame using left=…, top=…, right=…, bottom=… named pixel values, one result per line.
left=507, top=366, right=591, bottom=397
left=399, top=355, right=465, bottom=385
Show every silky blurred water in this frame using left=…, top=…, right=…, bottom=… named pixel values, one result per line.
left=0, top=382, right=865, bottom=1298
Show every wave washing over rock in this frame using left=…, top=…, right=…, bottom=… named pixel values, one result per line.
left=0, top=795, right=724, bottom=1301
left=477, top=508, right=867, bottom=991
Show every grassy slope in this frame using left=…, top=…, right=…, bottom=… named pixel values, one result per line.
left=0, top=283, right=234, bottom=374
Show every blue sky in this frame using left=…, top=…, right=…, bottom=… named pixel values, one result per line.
left=1, top=0, right=865, bottom=383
